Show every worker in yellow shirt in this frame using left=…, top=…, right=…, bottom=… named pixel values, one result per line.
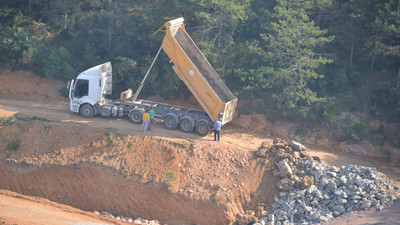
left=141, top=109, right=150, bottom=133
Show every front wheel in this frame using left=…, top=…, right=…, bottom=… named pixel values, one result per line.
left=79, top=104, right=94, bottom=118
left=195, top=121, right=210, bottom=136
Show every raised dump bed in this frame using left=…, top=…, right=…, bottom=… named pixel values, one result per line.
left=161, top=18, right=237, bottom=125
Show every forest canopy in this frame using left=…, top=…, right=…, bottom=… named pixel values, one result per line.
left=1, top=0, right=399, bottom=142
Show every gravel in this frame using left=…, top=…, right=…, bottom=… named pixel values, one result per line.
left=250, top=139, right=399, bottom=225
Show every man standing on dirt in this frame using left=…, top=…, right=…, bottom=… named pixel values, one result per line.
left=141, top=110, right=150, bottom=133
left=148, top=107, right=155, bottom=131
left=214, top=118, right=222, bottom=141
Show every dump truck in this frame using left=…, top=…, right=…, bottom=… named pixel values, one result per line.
left=68, top=18, right=237, bottom=136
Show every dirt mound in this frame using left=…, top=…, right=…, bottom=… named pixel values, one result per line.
left=0, top=70, right=65, bottom=101
left=0, top=119, right=280, bottom=224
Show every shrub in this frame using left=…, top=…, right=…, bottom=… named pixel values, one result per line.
left=163, top=170, right=177, bottom=188
left=166, top=171, right=177, bottom=181
left=127, top=142, right=133, bottom=150
left=7, top=139, right=20, bottom=151
left=105, top=133, right=114, bottom=145
left=0, top=116, right=16, bottom=125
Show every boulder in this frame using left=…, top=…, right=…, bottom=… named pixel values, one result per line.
left=277, top=159, right=293, bottom=178
left=255, top=147, right=268, bottom=157
left=290, top=141, right=306, bottom=151
left=236, top=213, right=258, bottom=225
left=361, top=200, right=372, bottom=209
left=297, top=176, right=314, bottom=189
left=277, top=178, right=295, bottom=191
left=261, top=141, right=270, bottom=148
left=319, top=177, right=329, bottom=188
left=326, top=180, right=337, bottom=192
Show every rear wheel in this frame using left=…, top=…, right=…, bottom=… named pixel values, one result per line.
left=195, top=121, right=210, bottom=136
left=164, top=115, right=178, bottom=130
left=79, top=104, right=94, bottom=118
left=179, top=117, right=194, bottom=132
left=128, top=109, right=143, bottom=124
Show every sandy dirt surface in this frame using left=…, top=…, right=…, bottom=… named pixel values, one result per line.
left=0, top=190, right=126, bottom=225
left=0, top=70, right=399, bottom=224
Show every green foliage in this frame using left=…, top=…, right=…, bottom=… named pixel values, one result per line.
left=31, top=116, right=53, bottom=122
left=260, top=0, right=333, bottom=115
left=163, top=170, right=177, bottom=188
left=127, top=142, right=133, bottom=150
left=0, top=116, right=16, bottom=125
left=172, top=140, right=189, bottom=148
left=42, top=46, right=74, bottom=80
left=166, top=171, right=177, bottom=181
left=105, top=133, right=114, bottom=145
left=113, top=56, right=137, bottom=92
left=213, top=196, right=219, bottom=203
left=7, top=139, right=20, bottom=151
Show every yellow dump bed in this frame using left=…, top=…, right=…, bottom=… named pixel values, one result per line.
left=161, top=18, right=237, bottom=125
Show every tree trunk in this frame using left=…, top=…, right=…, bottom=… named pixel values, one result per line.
left=28, top=0, right=32, bottom=18
left=370, top=42, right=377, bottom=71
left=107, top=0, right=116, bottom=57
left=349, top=39, right=354, bottom=68
left=63, top=10, right=68, bottom=30
left=217, top=26, right=222, bottom=57
left=397, top=64, right=400, bottom=88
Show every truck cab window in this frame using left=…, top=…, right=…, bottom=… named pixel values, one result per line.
left=73, top=79, right=89, bottom=98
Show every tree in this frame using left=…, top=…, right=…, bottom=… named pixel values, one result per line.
left=261, top=0, right=333, bottom=115
left=185, top=0, right=250, bottom=70
left=375, top=0, right=400, bottom=88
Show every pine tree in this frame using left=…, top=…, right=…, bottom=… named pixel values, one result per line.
left=261, top=0, right=333, bottom=115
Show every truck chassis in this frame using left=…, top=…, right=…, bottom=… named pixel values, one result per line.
left=81, top=97, right=212, bottom=136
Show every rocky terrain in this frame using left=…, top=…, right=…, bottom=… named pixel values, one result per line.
left=236, top=139, right=399, bottom=225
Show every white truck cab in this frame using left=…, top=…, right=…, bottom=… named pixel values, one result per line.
left=69, top=62, right=112, bottom=117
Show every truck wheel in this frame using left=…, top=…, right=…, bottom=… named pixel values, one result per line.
left=195, top=121, right=210, bottom=136
left=164, top=114, right=178, bottom=130
left=128, top=109, right=143, bottom=124
left=179, top=117, right=194, bottom=132
left=79, top=104, right=94, bottom=118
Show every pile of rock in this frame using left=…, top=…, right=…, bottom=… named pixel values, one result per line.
left=94, top=210, right=161, bottom=225
left=252, top=138, right=399, bottom=225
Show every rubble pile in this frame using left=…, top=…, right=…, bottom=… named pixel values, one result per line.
left=250, top=138, right=399, bottom=225
left=94, top=210, right=161, bottom=225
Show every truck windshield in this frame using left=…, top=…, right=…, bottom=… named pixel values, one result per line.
left=73, top=79, right=89, bottom=98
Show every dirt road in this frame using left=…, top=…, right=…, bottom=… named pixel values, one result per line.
left=0, top=189, right=125, bottom=225
left=0, top=98, right=268, bottom=152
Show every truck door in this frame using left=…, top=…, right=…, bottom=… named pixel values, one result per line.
left=70, top=79, right=89, bottom=112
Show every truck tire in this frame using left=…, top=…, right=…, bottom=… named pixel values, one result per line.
left=164, top=114, right=178, bottom=130
left=128, top=109, right=143, bottom=124
left=195, top=120, right=210, bottom=136
left=79, top=104, right=94, bottom=118
left=179, top=117, right=195, bottom=132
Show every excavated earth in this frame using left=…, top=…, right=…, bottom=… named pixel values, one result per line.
left=0, top=70, right=399, bottom=225
left=0, top=119, right=279, bottom=225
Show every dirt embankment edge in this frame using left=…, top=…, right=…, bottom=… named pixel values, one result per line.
left=0, top=161, right=229, bottom=225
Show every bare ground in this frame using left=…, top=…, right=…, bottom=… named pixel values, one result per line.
left=0, top=70, right=399, bottom=225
